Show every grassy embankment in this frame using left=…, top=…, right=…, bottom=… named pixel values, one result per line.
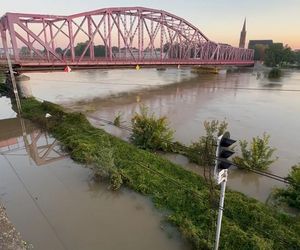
left=21, top=98, right=300, bottom=250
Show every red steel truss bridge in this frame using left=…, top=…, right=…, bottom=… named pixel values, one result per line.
left=0, top=7, right=254, bottom=70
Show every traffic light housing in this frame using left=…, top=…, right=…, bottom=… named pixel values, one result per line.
left=215, top=132, right=236, bottom=171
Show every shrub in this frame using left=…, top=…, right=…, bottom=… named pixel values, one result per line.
left=233, top=133, right=277, bottom=170
left=188, top=120, right=228, bottom=166
left=0, top=83, right=9, bottom=96
left=130, top=105, right=174, bottom=151
left=268, top=68, right=282, bottom=79
left=274, top=163, right=300, bottom=209
left=113, top=112, right=123, bottom=127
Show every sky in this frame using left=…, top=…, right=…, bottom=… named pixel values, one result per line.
left=1, top=0, right=300, bottom=49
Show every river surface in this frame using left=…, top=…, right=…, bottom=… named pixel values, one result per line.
left=19, top=67, right=300, bottom=202
left=0, top=96, right=189, bottom=249
left=2, top=67, right=300, bottom=248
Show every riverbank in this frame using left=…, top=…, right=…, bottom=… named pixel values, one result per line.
left=0, top=204, right=27, bottom=250
left=20, top=97, right=300, bottom=249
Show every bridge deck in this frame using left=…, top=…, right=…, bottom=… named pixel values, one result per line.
left=4, top=59, right=254, bottom=71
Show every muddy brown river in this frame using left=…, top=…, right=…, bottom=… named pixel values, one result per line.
left=20, top=67, right=300, bottom=201
left=1, top=66, right=300, bottom=248
left=0, top=97, right=189, bottom=249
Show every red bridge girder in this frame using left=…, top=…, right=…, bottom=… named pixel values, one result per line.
left=0, top=7, right=254, bottom=67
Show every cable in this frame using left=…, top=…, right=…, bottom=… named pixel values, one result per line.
left=88, top=115, right=300, bottom=246
left=2, top=155, right=67, bottom=250
left=87, top=114, right=297, bottom=186
left=21, top=78, right=300, bottom=92
left=4, top=104, right=295, bottom=187
left=30, top=78, right=157, bottom=87
left=88, top=115, right=132, bottom=131
left=3, top=99, right=296, bottom=248
left=122, top=160, right=296, bottom=249
left=195, top=86, right=300, bottom=93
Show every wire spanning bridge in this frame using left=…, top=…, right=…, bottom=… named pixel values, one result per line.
left=0, top=7, right=254, bottom=70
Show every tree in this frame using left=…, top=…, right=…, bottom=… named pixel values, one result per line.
left=233, top=133, right=277, bottom=170
left=19, top=46, right=30, bottom=57
left=94, top=45, right=106, bottom=57
left=188, top=120, right=228, bottom=166
left=294, top=51, right=300, bottom=65
left=75, top=41, right=90, bottom=57
left=264, top=44, right=295, bottom=67
left=55, top=47, right=63, bottom=55
left=282, top=46, right=295, bottom=64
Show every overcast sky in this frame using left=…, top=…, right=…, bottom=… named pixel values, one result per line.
left=1, top=0, right=299, bottom=48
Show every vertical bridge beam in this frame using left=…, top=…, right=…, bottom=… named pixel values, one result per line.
left=6, top=15, right=19, bottom=61
left=87, top=16, right=95, bottom=60
left=68, top=19, right=75, bottom=62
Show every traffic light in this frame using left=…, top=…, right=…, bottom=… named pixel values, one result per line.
left=215, top=131, right=236, bottom=172
left=214, top=131, right=236, bottom=250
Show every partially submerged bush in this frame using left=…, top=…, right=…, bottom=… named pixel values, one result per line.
left=233, top=133, right=277, bottom=170
left=268, top=68, right=282, bottom=79
left=0, top=83, right=9, bottom=96
left=188, top=120, right=228, bottom=166
left=130, top=105, right=174, bottom=151
left=113, top=112, right=123, bottom=127
left=274, top=163, right=300, bottom=209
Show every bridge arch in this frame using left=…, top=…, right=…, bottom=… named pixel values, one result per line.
left=0, top=7, right=254, bottom=67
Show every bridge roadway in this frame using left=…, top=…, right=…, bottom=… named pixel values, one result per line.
left=7, top=59, right=254, bottom=71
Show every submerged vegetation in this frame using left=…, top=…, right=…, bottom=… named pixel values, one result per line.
left=268, top=67, right=282, bottom=79
left=20, top=97, right=300, bottom=249
left=113, top=112, right=123, bottom=127
left=131, top=106, right=174, bottom=151
left=233, top=133, right=277, bottom=170
left=0, top=72, right=7, bottom=95
left=275, top=163, right=300, bottom=209
left=0, top=83, right=9, bottom=96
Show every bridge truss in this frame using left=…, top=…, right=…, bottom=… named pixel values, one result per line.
left=0, top=7, right=254, bottom=68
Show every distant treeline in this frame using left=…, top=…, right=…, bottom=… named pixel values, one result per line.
left=252, top=43, right=300, bottom=67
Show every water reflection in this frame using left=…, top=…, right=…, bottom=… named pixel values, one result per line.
left=25, top=130, right=67, bottom=166
left=0, top=95, right=189, bottom=250
left=0, top=118, right=66, bottom=166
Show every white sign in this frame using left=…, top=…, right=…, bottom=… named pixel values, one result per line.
left=217, top=169, right=228, bottom=184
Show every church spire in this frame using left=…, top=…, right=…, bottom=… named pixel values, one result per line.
left=242, top=18, right=246, bottom=32
left=239, top=18, right=247, bottom=48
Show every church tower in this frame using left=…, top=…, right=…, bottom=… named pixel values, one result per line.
left=239, top=18, right=246, bottom=48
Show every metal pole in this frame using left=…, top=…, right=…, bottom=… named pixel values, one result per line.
left=214, top=177, right=227, bottom=250
left=3, top=34, right=22, bottom=115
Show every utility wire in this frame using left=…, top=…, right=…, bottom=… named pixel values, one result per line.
left=2, top=92, right=295, bottom=185
left=2, top=97, right=296, bottom=248
left=121, top=160, right=295, bottom=249
left=4, top=102, right=293, bottom=186
left=25, top=78, right=300, bottom=92
left=2, top=155, right=67, bottom=250
left=88, top=114, right=296, bottom=186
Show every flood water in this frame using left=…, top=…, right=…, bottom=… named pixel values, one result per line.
left=0, top=97, right=189, bottom=249
left=19, top=67, right=300, bottom=202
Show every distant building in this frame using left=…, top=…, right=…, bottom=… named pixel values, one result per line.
left=239, top=19, right=246, bottom=48
left=248, top=40, right=273, bottom=49
left=248, top=40, right=274, bottom=61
